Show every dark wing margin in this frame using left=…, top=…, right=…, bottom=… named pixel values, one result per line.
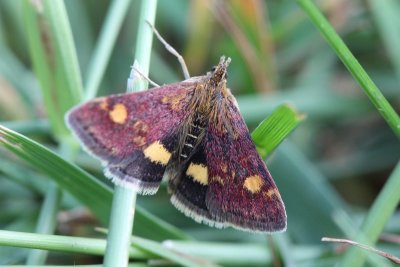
left=105, top=133, right=179, bottom=194
left=204, top=94, right=287, bottom=233
left=66, top=82, right=194, bottom=194
left=167, top=144, right=225, bottom=228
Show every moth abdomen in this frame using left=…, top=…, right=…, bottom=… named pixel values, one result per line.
left=178, top=113, right=207, bottom=162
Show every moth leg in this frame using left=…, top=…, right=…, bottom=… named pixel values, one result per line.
left=146, top=20, right=190, bottom=79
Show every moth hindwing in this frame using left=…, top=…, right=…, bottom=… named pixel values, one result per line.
left=66, top=56, right=287, bottom=233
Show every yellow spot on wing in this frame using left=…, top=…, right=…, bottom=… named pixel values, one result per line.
left=109, top=103, right=128, bottom=124
left=161, top=93, right=186, bottom=110
left=221, top=163, right=228, bottom=173
left=186, top=163, right=208, bottom=185
left=133, top=120, right=149, bottom=132
left=244, top=175, right=264, bottom=194
left=133, top=136, right=146, bottom=146
left=143, top=141, right=171, bottom=165
left=211, top=176, right=224, bottom=185
left=99, top=99, right=108, bottom=111
left=264, top=189, right=276, bottom=198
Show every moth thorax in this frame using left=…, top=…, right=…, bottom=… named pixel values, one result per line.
left=179, top=114, right=206, bottom=161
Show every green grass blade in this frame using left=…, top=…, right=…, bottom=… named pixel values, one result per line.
left=163, top=240, right=272, bottom=266
left=43, top=0, right=83, bottom=103
left=25, top=182, right=62, bottom=264
left=0, top=230, right=149, bottom=259
left=103, top=186, right=137, bottom=266
left=251, top=103, right=305, bottom=158
left=0, top=125, right=188, bottom=240
left=0, top=229, right=211, bottom=266
left=23, top=1, right=65, bottom=136
left=296, top=0, right=400, bottom=138
left=132, top=236, right=213, bottom=267
left=22, top=0, right=83, bottom=138
left=130, top=2, right=158, bottom=89
left=84, top=0, right=132, bottom=100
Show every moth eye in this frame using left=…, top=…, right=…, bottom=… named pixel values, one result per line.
left=210, top=66, right=228, bottom=79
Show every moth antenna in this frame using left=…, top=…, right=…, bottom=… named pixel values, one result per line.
left=129, top=61, right=160, bottom=88
left=145, top=20, right=191, bottom=80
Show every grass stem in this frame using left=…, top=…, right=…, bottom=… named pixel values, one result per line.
left=25, top=182, right=62, bottom=264
left=103, top=0, right=158, bottom=266
left=103, top=186, right=137, bottom=266
left=84, top=0, right=132, bottom=100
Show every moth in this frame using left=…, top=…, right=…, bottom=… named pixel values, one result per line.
left=66, top=57, right=287, bottom=233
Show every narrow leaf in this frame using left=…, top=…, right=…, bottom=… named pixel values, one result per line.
left=23, top=0, right=83, bottom=138
left=0, top=230, right=149, bottom=259
left=251, top=103, right=305, bottom=158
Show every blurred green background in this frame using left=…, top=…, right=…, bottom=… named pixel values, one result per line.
left=0, top=0, right=399, bottom=266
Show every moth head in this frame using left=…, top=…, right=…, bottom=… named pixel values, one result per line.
left=209, top=56, right=231, bottom=87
